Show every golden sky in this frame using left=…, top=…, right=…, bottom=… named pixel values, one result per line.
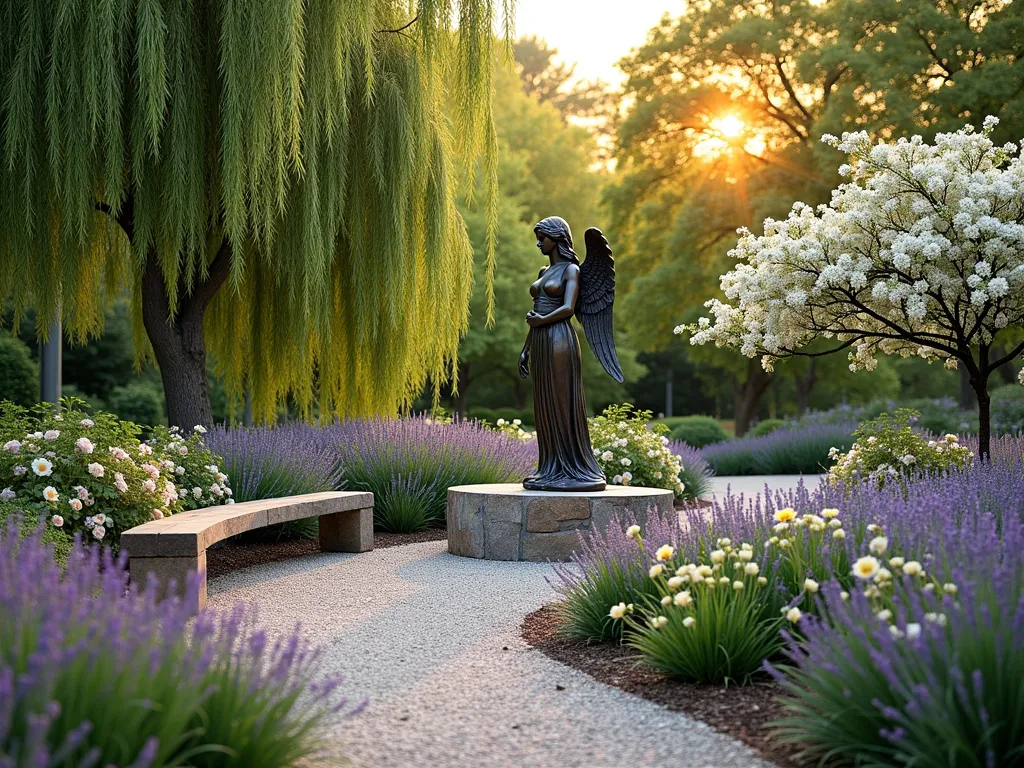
left=513, top=0, right=686, bottom=85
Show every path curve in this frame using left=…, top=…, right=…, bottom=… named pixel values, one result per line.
left=208, top=541, right=776, bottom=768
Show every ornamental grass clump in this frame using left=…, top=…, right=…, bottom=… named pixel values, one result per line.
left=550, top=511, right=684, bottom=642
left=328, top=416, right=536, bottom=532
left=0, top=524, right=358, bottom=766
left=0, top=400, right=228, bottom=551
left=612, top=532, right=789, bottom=684
left=828, top=409, right=974, bottom=490
left=589, top=404, right=689, bottom=497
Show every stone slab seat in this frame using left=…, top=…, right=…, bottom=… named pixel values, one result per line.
left=121, top=491, right=374, bottom=613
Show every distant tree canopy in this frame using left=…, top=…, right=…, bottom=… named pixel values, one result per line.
left=0, top=0, right=512, bottom=427
left=453, top=65, right=642, bottom=416
left=514, top=35, right=615, bottom=123
left=609, top=0, right=1024, bottom=432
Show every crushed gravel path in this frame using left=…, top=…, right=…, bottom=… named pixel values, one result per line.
left=207, top=540, right=776, bottom=768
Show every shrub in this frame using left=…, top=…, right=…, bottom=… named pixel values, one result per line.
left=0, top=501, right=72, bottom=567
left=493, top=406, right=533, bottom=425
left=991, top=384, right=1024, bottom=435
left=749, top=418, right=785, bottom=437
left=551, top=511, right=685, bottom=642
left=205, top=424, right=340, bottom=541
left=489, top=417, right=536, bottom=443
left=667, top=415, right=729, bottom=447
left=0, top=400, right=229, bottom=551
left=329, top=417, right=536, bottom=532
left=590, top=404, right=687, bottom=496
left=827, top=409, right=974, bottom=489
left=902, top=396, right=977, bottom=436
left=0, top=525, right=356, bottom=766
left=106, top=380, right=165, bottom=426
left=0, top=333, right=37, bottom=407
left=701, top=423, right=855, bottom=476
left=149, top=424, right=233, bottom=511
left=467, top=406, right=498, bottom=424
left=653, top=416, right=692, bottom=431
left=790, top=401, right=890, bottom=428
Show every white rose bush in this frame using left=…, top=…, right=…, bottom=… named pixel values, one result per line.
left=588, top=404, right=688, bottom=497
left=0, top=399, right=230, bottom=551
left=680, top=119, right=1024, bottom=457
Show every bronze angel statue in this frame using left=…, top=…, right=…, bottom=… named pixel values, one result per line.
left=519, top=216, right=623, bottom=492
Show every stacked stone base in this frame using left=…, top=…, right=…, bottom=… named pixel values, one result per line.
left=447, top=483, right=674, bottom=562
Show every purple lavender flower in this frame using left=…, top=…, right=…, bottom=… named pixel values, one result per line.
left=205, top=424, right=342, bottom=502
left=699, top=423, right=856, bottom=476
left=0, top=521, right=357, bottom=764
left=324, top=416, right=536, bottom=532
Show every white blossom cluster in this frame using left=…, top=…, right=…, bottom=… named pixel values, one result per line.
left=678, top=119, right=1024, bottom=383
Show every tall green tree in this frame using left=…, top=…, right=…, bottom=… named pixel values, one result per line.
left=0, top=0, right=512, bottom=427
left=453, top=65, right=640, bottom=415
left=609, top=0, right=1024, bottom=432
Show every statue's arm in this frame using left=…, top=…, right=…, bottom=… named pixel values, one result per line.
left=526, top=265, right=580, bottom=327
left=518, top=330, right=531, bottom=378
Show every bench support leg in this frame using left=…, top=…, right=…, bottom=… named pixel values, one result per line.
left=319, top=507, right=373, bottom=553
left=130, top=551, right=207, bottom=614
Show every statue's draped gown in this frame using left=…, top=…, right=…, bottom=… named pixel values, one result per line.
left=525, top=262, right=606, bottom=491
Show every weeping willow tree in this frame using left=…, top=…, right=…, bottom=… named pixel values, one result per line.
left=0, top=0, right=511, bottom=426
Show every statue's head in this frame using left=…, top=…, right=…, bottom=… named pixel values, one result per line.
left=534, top=216, right=579, bottom=264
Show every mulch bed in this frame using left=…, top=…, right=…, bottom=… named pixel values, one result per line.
left=205, top=527, right=448, bottom=579
left=676, top=498, right=713, bottom=510
left=522, top=603, right=807, bottom=768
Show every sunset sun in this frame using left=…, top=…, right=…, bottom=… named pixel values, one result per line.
left=711, top=114, right=745, bottom=139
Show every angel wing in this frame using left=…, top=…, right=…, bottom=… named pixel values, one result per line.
left=575, top=227, right=624, bottom=383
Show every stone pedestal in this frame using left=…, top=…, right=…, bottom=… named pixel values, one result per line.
left=447, top=483, right=674, bottom=562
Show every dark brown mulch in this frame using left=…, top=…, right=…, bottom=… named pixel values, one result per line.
left=675, top=498, right=713, bottom=510
left=205, top=527, right=448, bottom=579
left=522, top=603, right=808, bottom=768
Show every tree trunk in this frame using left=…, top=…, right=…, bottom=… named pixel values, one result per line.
left=959, top=366, right=977, bottom=410
left=966, top=345, right=991, bottom=459
left=794, top=358, right=816, bottom=416
left=970, top=377, right=991, bottom=460
left=140, top=244, right=232, bottom=429
left=733, top=361, right=773, bottom=437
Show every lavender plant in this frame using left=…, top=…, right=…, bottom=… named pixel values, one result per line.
left=666, top=440, right=713, bottom=499
left=550, top=512, right=685, bottom=641
left=326, top=416, right=536, bottom=532
left=0, top=524, right=359, bottom=766
left=772, top=546, right=1023, bottom=766
left=699, top=423, right=856, bottom=476
left=205, top=425, right=341, bottom=540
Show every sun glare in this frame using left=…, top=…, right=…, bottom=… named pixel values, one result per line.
left=711, top=114, right=745, bottom=139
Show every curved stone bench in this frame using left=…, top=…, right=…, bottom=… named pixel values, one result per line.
left=121, top=491, right=373, bottom=612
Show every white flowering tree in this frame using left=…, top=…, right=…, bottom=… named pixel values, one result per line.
left=679, top=119, right=1024, bottom=457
